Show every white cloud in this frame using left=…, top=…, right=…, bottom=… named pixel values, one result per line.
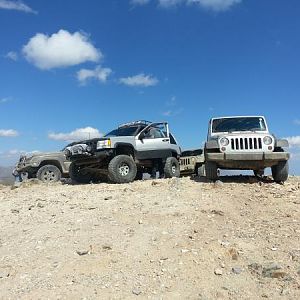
left=0, top=129, right=19, bottom=137
left=291, top=152, right=300, bottom=161
left=48, top=127, right=102, bottom=142
left=23, top=29, right=101, bottom=70
left=162, top=110, right=172, bottom=116
left=7, top=149, right=22, bottom=156
left=294, top=119, right=300, bottom=125
left=162, top=108, right=183, bottom=117
left=131, top=0, right=151, bottom=5
left=286, top=136, right=300, bottom=148
left=187, top=0, right=241, bottom=11
left=0, top=149, right=23, bottom=159
left=0, top=97, right=11, bottom=104
left=133, top=0, right=242, bottom=11
left=0, top=0, right=37, bottom=13
left=77, top=65, right=112, bottom=85
left=119, top=73, right=159, bottom=87
left=163, top=96, right=183, bottom=116
left=166, top=96, right=176, bottom=106
left=5, top=51, right=18, bottom=61
left=159, top=0, right=183, bottom=8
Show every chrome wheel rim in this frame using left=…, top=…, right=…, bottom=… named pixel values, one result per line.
left=119, top=163, right=130, bottom=176
left=42, top=170, right=56, bottom=182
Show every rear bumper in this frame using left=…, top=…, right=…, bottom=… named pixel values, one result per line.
left=206, top=152, right=290, bottom=162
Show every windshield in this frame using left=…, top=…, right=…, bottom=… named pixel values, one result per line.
left=105, top=126, right=141, bottom=137
left=212, top=117, right=267, bottom=133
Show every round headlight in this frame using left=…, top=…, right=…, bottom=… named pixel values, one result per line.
left=64, top=149, right=71, bottom=156
left=263, top=136, right=273, bottom=145
left=74, top=145, right=83, bottom=154
left=219, top=137, right=229, bottom=147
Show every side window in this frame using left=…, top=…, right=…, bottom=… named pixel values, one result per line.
left=144, top=128, right=165, bottom=139
left=169, top=134, right=177, bottom=145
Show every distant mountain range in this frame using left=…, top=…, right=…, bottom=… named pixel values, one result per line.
left=0, top=166, right=15, bottom=185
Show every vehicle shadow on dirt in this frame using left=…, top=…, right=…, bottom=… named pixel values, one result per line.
left=191, top=175, right=276, bottom=184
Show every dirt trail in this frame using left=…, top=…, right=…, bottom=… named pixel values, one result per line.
left=0, top=176, right=300, bottom=299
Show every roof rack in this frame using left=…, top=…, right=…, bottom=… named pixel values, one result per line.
left=118, top=120, right=152, bottom=128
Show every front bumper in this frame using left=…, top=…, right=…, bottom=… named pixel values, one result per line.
left=15, top=161, right=35, bottom=173
left=12, top=168, right=19, bottom=177
left=206, top=152, right=290, bottom=162
left=68, top=149, right=114, bottom=162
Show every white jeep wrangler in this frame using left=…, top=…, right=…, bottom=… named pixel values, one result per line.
left=204, top=116, right=290, bottom=182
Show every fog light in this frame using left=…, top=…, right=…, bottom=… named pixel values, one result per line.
left=221, top=147, right=226, bottom=152
left=268, top=146, right=272, bottom=150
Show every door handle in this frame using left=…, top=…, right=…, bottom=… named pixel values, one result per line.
left=162, top=139, right=169, bottom=142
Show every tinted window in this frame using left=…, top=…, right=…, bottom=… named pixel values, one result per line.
left=105, top=126, right=141, bottom=137
left=212, top=117, right=266, bottom=133
left=144, top=127, right=166, bottom=139
left=169, top=134, right=177, bottom=145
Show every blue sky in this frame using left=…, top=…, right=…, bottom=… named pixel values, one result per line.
left=0, top=0, right=300, bottom=174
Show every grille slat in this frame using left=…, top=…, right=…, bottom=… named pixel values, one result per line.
left=230, top=137, right=263, bottom=151
left=181, top=158, right=190, bottom=166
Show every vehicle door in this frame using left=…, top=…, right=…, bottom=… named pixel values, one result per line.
left=135, top=123, right=171, bottom=159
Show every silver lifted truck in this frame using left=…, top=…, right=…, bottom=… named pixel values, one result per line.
left=204, top=116, right=290, bottom=182
left=65, top=121, right=181, bottom=184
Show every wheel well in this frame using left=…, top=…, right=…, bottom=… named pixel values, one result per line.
left=116, top=145, right=135, bottom=158
left=39, top=160, right=63, bottom=172
left=171, top=151, right=178, bottom=158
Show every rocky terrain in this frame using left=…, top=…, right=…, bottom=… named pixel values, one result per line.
left=0, top=176, right=300, bottom=299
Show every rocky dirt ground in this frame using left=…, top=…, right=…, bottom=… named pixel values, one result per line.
left=0, top=176, right=300, bottom=300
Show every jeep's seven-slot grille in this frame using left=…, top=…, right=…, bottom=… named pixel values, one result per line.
left=180, top=158, right=190, bottom=166
left=230, top=137, right=262, bottom=151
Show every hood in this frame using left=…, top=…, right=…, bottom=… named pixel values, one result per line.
left=67, top=137, right=108, bottom=146
left=212, top=131, right=268, bottom=138
left=23, top=151, right=64, bottom=159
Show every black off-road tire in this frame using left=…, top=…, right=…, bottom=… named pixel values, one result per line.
left=205, top=162, right=218, bottom=181
left=164, top=157, right=180, bottom=178
left=69, top=162, right=93, bottom=184
left=36, top=165, right=61, bottom=183
left=108, top=155, right=137, bottom=184
left=272, top=160, right=289, bottom=183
